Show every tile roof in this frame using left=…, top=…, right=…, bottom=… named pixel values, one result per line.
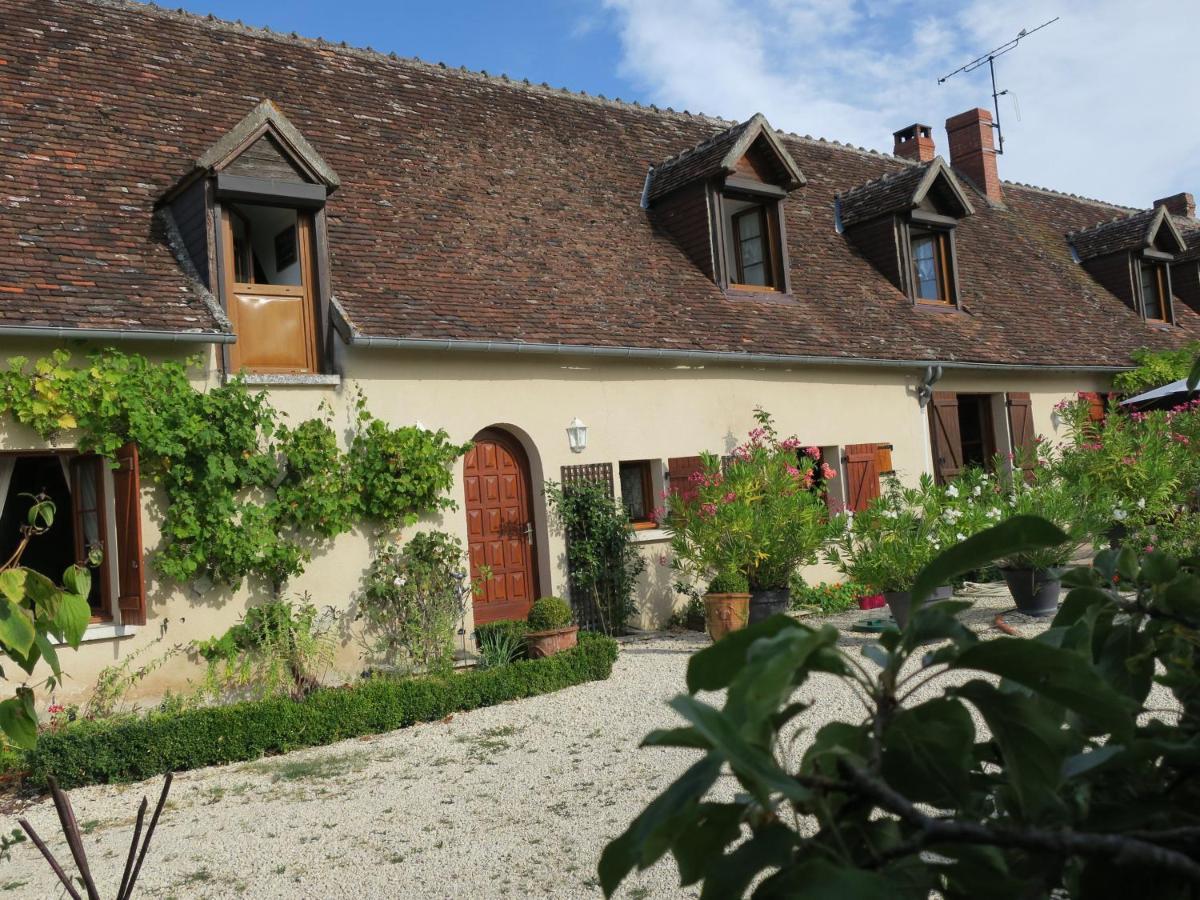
left=1068, top=206, right=1187, bottom=261
left=836, top=157, right=972, bottom=229
left=1, top=0, right=1198, bottom=367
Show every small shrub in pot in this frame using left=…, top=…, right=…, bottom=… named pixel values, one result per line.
left=703, top=571, right=750, bottom=642
left=525, top=597, right=578, bottom=658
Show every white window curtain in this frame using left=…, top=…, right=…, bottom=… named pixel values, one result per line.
left=0, top=456, right=14, bottom=522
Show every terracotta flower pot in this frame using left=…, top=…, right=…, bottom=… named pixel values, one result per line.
left=748, top=588, right=790, bottom=625
left=525, top=625, right=579, bottom=659
left=1001, top=567, right=1061, bottom=617
left=704, top=593, right=750, bottom=642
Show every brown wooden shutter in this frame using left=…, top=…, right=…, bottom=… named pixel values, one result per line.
left=928, top=392, right=963, bottom=484
left=113, top=442, right=146, bottom=626
left=560, top=463, right=614, bottom=498
left=1078, top=391, right=1106, bottom=423
left=873, top=443, right=895, bottom=476
left=1006, top=392, right=1036, bottom=470
left=667, top=456, right=705, bottom=503
left=843, top=443, right=881, bottom=513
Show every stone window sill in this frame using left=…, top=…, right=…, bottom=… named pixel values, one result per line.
left=54, top=623, right=139, bottom=646
left=228, top=373, right=342, bottom=387
left=630, top=527, right=670, bottom=545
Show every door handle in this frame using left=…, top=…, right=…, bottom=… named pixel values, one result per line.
left=524, top=523, right=534, bottom=546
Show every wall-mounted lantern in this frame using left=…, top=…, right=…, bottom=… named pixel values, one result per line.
left=566, top=417, right=588, bottom=453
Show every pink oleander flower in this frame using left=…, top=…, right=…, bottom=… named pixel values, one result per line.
left=805, top=446, right=820, bottom=460
left=700, top=503, right=718, bottom=517
left=659, top=488, right=671, bottom=500
left=802, top=471, right=815, bottom=489
left=1122, top=456, right=1137, bottom=465
left=688, top=470, right=705, bottom=483
left=650, top=506, right=666, bottom=521
left=779, top=437, right=802, bottom=450
left=1172, top=433, right=1191, bottom=445
left=1130, top=411, right=1148, bottom=422
left=821, top=463, right=837, bottom=480
left=1145, top=545, right=1155, bottom=553
left=733, top=446, right=752, bottom=461
left=785, top=465, right=801, bottom=478
left=723, top=491, right=737, bottom=503
left=48, top=704, right=65, bottom=715
left=1082, top=442, right=1103, bottom=451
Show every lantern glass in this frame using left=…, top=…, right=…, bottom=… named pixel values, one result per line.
left=566, top=417, right=587, bottom=453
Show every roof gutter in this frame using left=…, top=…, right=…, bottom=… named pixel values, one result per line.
left=344, top=335, right=1131, bottom=374
left=0, top=325, right=235, bottom=344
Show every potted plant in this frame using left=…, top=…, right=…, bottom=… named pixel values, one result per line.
left=824, top=472, right=988, bottom=627
left=703, top=570, right=750, bottom=641
left=665, top=409, right=833, bottom=625
left=990, top=449, right=1101, bottom=616
left=524, top=596, right=579, bottom=658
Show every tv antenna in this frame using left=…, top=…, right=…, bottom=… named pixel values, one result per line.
left=938, top=17, right=1059, bottom=155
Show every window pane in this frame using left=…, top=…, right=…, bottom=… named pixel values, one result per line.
left=912, top=235, right=942, bottom=301
left=1141, top=264, right=1164, bottom=320
left=737, top=211, right=763, bottom=241
left=228, top=205, right=302, bottom=286
left=619, top=463, right=649, bottom=521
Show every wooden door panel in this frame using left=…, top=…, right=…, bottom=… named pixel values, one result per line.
left=465, top=432, right=538, bottom=625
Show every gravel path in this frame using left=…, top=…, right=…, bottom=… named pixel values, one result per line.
left=1, top=587, right=1161, bottom=898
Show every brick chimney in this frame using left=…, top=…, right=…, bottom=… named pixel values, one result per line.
left=893, top=123, right=935, bottom=163
left=1154, top=192, right=1196, bottom=219
left=946, top=108, right=1001, bottom=203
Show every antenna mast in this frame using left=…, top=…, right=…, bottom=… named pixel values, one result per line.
left=938, top=17, right=1059, bottom=155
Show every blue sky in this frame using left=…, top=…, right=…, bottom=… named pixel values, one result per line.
left=172, top=1, right=1200, bottom=208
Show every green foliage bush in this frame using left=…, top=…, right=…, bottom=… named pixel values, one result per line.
left=25, top=633, right=618, bottom=789
left=1112, top=342, right=1200, bottom=394
left=789, top=580, right=866, bottom=614
left=707, top=571, right=749, bottom=594
left=475, top=623, right=527, bottom=669
left=545, top=478, right=645, bottom=635
left=358, top=531, right=478, bottom=674
left=527, top=596, right=573, bottom=631
left=600, top=518, right=1200, bottom=898
left=0, top=350, right=470, bottom=588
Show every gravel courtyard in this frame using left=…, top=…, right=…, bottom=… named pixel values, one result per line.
left=3, top=587, right=1087, bottom=898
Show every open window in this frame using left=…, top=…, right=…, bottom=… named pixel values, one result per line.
left=0, top=450, right=147, bottom=626
left=909, top=228, right=954, bottom=304
left=1139, top=260, right=1170, bottom=323
left=221, top=203, right=320, bottom=373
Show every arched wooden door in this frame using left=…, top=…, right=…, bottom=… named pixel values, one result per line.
left=463, top=429, right=539, bottom=625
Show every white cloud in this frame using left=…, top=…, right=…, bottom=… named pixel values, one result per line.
left=602, top=0, right=1200, bottom=207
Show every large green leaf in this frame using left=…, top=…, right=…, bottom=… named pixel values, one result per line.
left=950, top=637, right=1135, bottom=737
left=697, top=822, right=795, bottom=900
left=670, top=694, right=810, bottom=805
left=0, top=596, right=36, bottom=656
left=599, top=756, right=723, bottom=897
left=670, top=802, right=744, bottom=886
left=755, top=857, right=899, bottom=899
left=954, top=680, right=1073, bottom=818
left=54, top=591, right=91, bottom=647
left=0, top=568, right=26, bottom=605
left=0, top=696, right=37, bottom=750
left=686, top=615, right=805, bottom=693
left=910, top=517, right=1068, bottom=606
left=726, top=627, right=838, bottom=736
left=882, top=697, right=975, bottom=808
left=1188, top=353, right=1200, bottom=392
left=903, top=599, right=980, bottom=652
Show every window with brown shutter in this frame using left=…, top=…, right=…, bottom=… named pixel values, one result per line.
left=113, top=442, right=147, bottom=626
left=928, top=392, right=964, bottom=484
left=667, top=456, right=706, bottom=503
left=873, top=444, right=895, bottom=477
left=843, top=443, right=882, bottom=513
left=618, top=460, right=656, bottom=528
left=1078, top=391, right=1106, bottom=424
left=1006, top=392, right=1037, bottom=471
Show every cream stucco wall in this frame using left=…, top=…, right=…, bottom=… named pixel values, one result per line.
left=0, top=338, right=1112, bottom=707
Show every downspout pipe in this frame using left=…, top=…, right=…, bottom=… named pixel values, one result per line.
left=0, top=325, right=235, bottom=344
left=345, top=334, right=1130, bottom=375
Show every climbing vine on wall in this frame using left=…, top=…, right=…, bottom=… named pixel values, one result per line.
left=0, top=349, right=470, bottom=588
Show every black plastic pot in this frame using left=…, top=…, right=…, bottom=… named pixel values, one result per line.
left=1001, top=567, right=1062, bottom=617
left=749, top=588, right=790, bottom=625
left=882, top=590, right=912, bottom=629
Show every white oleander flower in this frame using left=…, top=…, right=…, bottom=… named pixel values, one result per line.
left=946, top=484, right=960, bottom=498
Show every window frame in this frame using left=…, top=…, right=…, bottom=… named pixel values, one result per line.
left=731, top=205, right=776, bottom=289
left=618, top=460, right=658, bottom=530
left=69, top=454, right=114, bottom=622
left=1139, top=258, right=1171, bottom=324
left=715, top=188, right=789, bottom=294
left=906, top=224, right=957, bottom=307
left=218, top=202, right=322, bottom=375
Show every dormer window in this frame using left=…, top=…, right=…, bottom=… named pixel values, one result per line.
left=162, top=100, right=341, bottom=378
left=1068, top=204, right=1186, bottom=326
left=837, top=157, right=974, bottom=311
left=1140, top=260, right=1170, bottom=323
left=643, top=114, right=805, bottom=296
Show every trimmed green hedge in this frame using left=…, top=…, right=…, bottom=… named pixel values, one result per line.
left=27, top=632, right=618, bottom=789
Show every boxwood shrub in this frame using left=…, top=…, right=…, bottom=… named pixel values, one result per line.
left=26, top=632, right=618, bottom=790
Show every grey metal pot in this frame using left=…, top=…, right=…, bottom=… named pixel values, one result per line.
left=748, top=588, right=790, bottom=625
left=1001, top=567, right=1062, bottom=617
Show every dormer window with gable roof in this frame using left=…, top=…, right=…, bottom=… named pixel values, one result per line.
left=837, top=153, right=975, bottom=310
left=163, top=100, right=341, bottom=377
left=643, top=114, right=805, bottom=296
left=1068, top=204, right=1187, bottom=325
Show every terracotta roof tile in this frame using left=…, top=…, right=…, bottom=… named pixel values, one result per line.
left=0, top=0, right=1197, bottom=366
